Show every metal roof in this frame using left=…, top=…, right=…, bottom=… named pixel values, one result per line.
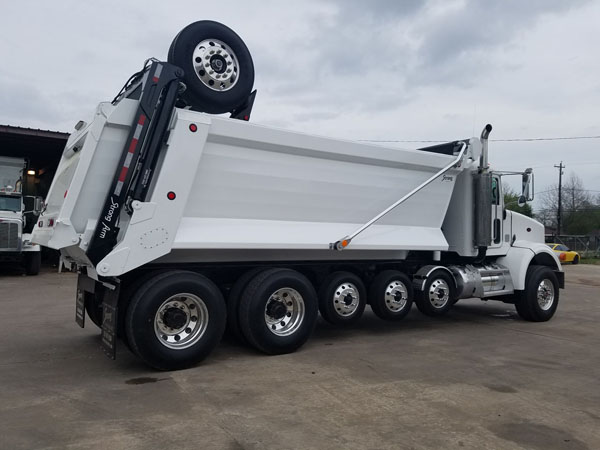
left=0, top=124, right=69, bottom=139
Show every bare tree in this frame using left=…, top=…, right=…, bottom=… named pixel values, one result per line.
left=538, top=174, right=599, bottom=234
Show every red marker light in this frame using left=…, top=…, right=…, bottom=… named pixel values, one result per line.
left=38, top=220, right=43, bottom=227
left=48, top=218, right=55, bottom=227
left=64, top=190, right=68, bottom=198
left=189, top=123, right=197, bottom=132
left=243, top=115, right=249, bottom=121
left=167, top=191, right=176, bottom=200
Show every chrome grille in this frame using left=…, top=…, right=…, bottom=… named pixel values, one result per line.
left=0, top=222, right=20, bottom=250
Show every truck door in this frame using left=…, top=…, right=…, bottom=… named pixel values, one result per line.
left=490, top=176, right=503, bottom=248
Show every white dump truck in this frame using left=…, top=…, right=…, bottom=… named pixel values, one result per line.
left=0, top=156, right=42, bottom=275
left=32, top=21, right=564, bottom=370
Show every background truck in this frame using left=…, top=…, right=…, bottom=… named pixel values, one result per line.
left=32, top=21, right=564, bottom=370
left=0, top=156, right=42, bottom=275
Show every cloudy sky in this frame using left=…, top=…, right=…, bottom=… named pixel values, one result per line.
left=1, top=0, right=599, bottom=206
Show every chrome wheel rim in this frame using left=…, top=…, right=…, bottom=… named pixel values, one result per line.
left=154, top=294, right=209, bottom=350
left=428, top=279, right=450, bottom=308
left=264, top=288, right=305, bottom=336
left=332, top=282, right=360, bottom=317
left=192, top=38, right=239, bottom=92
left=537, top=279, right=555, bottom=311
left=385, top=280, right=408, bottom=313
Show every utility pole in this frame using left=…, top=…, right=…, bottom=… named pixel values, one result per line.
left=554, top=161, right=565, bottom=235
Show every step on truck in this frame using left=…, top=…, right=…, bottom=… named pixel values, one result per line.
left=32, top=21, right=564, bottom=370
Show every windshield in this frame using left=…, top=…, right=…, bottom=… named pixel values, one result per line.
left=0, top=194, right=21, bottom=212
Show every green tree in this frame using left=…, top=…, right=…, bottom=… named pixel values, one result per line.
left=504, top=187, right=533, bottom=217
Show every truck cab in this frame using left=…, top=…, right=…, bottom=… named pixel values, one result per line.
left=0, top=156, right=43, bottom=275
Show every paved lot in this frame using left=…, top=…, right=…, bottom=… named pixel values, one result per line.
left=1, top=264, right=599, bottom=450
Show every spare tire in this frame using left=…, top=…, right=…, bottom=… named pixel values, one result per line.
left=168, top=21, right=254, bottom=114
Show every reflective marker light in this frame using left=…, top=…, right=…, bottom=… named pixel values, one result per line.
left=167, top=191, right=176, bottom=200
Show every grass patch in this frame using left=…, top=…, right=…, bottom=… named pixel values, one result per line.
left=581, top=258, right=600, bottom=265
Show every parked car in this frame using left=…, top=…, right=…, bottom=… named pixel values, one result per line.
left=548, top=244, right=580, bottom=264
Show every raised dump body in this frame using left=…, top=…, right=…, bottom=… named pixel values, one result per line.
left=34, top=96, right=480, bottom=276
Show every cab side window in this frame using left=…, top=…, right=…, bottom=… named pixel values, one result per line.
left=491, top=178, right=500, bottom=205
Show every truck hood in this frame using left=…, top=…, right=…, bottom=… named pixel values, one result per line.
left=0, top=211, right=21, bottom=221
left=509, top=210, right=544, bottom=244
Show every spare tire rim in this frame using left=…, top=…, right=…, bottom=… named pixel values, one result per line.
left=264, top=288, right=305, bottom=337
left=537, top=279, right=555, bottom=311
left=192, top=39, right=239, bottom=92
left=428, top=279, right=450, bottom=308
left=154, top=293, right=209, bottom=350
left=384, top=280, right=408, bottom=313
left=332, top=282, right=360, bottom=317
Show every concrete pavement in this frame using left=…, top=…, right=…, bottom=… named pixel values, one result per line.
left=0, top=264, right=599, bottom=449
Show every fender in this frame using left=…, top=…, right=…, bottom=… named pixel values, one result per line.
left=496, top=241, right=563, bottom=290
left=412, top=265, right=456, bottom=291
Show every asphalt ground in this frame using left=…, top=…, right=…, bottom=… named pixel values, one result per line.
left=0, top=264, right=599, bottom=450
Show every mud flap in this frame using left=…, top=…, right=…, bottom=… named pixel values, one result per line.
left=76, top=289, right=86, bottom=328
left=101, top=283, right=121, bottom=360
left=76, top=273, right=97, bottom=328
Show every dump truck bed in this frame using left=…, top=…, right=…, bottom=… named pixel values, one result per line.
left=33, top=97, right=476, bottom=276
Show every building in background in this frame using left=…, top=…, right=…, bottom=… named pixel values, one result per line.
left=1, top=125, right=68, bottom=266
left=0, top=125, right=68, bottom=198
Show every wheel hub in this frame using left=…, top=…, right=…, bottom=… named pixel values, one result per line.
left=192, top=38, right=239, bottom=92
left=264, top=288, right=305, bottom=337
left=154, top=294, right=209, bottom=350
left=428, top=279, right=450, bottom=308
left=385, top=280, right=408, bottom=312
left=266, top=300, right=288, bottom=320
left=163, top=307, right=187, bottom=330
left=332, top=282, right=360, bottom=316
left=537, top=279, right=555, bottom=311
left=210, top=54, right=227, bottom=73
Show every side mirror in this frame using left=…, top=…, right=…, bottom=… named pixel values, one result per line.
left=521, top=168, right=534, bottom=203
left=24, top=196, right=43, bottom=216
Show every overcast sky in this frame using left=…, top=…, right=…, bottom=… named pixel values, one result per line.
left=1, top=0, right=599, bottom=205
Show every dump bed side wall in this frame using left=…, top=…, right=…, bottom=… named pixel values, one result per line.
left=97, top=111, right=463, bottom=275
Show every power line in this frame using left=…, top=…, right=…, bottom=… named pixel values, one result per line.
left=360, top=135, right=600, bottom=143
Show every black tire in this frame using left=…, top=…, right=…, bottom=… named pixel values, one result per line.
left=573, top=255, right=580, bottom=265
left=318, top=271, right=366, bottom=325
left=369, top=270, right=414, bottom=321
left=239, top=268, right=318, bottom=355
left=168, top=21, right=254, bottom=114
left=118, top=270, right=165, bottom=354
left=125, top=271, right=226, bottom=370
left=415, top=270, right=456, bottom=317
left=227, top=267, right=266, bottom=343
left=514, top=265, right=559, bottom=322
left=24, top=252, right=41, bottom=275
left=514, top=295, right=532, bottom=321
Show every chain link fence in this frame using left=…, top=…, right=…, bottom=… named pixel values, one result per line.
left=545, top=235, right=600, bottom=258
